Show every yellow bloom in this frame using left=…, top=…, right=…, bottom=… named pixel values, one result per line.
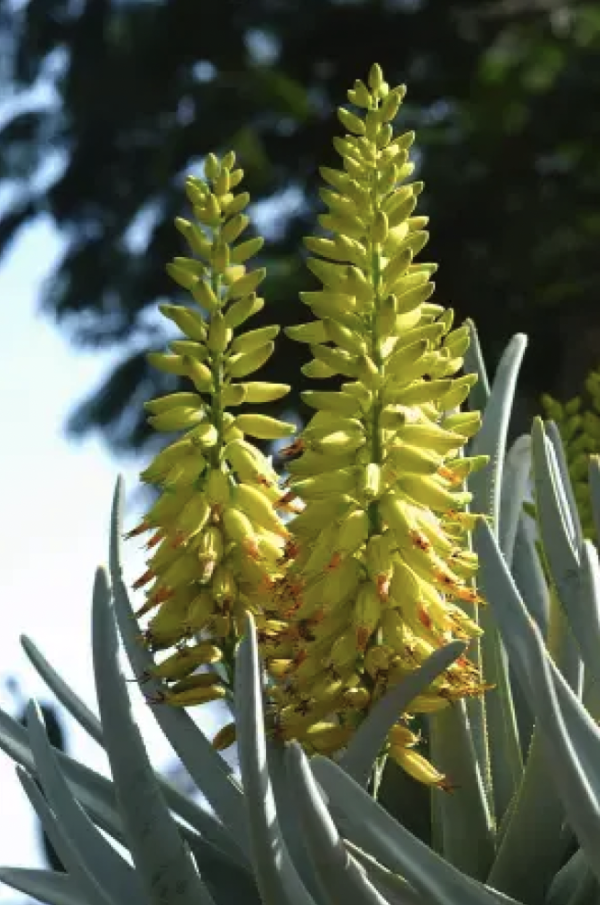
left=263, top=64, right=488, bottom=787
left=129, top=151, right=293, bottom=701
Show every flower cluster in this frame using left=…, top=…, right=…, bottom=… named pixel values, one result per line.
left=131, top=66, right=491, bottom=789
left=259, top=65, right=490, bottom=784
left=128, top=151, right=297, bottom=710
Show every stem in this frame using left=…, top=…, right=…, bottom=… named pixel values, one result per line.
left=210, top=261, right=224, bottom=470
left=367, top=100, right=384, bottom=537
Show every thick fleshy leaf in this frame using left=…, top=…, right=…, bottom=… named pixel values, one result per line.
left=285, top=742, right=390, bottom=905
left=0, top=704, right=128, bottom=844
left=531, top=419, right=580, bottom=601
left=343, top=841, right=425, bottom=905
left=428, top=700, right=495, bottom=879
left=266, top=740, right=323, bottom=902
left=92, top=567, right=216, bottom=905
left=16, top=767, right=113, bottom=905
left=469, top=333, right=527, bottom=821
left=546, top=420, right=583, bottom=548
left=487, top=727, right=567, bottom=904
left=0, top=868, right=81, bottom=905
left=21, top=635, right=104, bottom=745
left=508, top=517, right=548, bottom=752
left=545, top=850, right=594, bottom=905
left=235, top=615, right=316, bottom=905
left=19, top=633, right=221, bottom=851
left=464, top=319, right=491, bottom=411
left=574, top=541, right=600, bottom=686
left=26, top=700, right=145, bottom=905
left=470, top=333, right=527, bottom=533
left=338, top=641, right=466, bottom=787
left=109, top=477, right=248, bottom=868
left=531, top=420, right=583, bottom=693
left=477, top=520, right=600, bottom=889
left=311, top=756, right=520, bottom=905
left=499, top=435, right=532, bottom=567
left=511, top=516, right=549, bottom=637
left=589, top=456, right=600, bottom=541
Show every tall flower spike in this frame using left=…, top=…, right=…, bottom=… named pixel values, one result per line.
left=266, top=65, right=490, bottom=785
left=129, top=150, right=296, bottom=708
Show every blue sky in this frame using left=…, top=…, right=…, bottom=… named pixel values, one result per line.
left=0, top=211, right=222, bottom=887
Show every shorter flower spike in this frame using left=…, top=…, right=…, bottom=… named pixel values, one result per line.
left=130, top=152, right=294, bottom=707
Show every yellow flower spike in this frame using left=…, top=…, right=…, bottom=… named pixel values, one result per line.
left=263, top=66, right=487, bottom=782
left=132, top=153, right=294, bottom=713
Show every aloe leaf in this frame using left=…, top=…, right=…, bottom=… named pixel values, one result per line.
left=0, top=704, right=128, bottom=843
left=343, top=840, right=425, bottom=905
left=428, top=700, right=495, bottom=879
left=560, top=539, right=600, bottom=690
left=589, top=456, right=600, bottom=541
left=470, top=333, right=527, bottom=532
left=16, top=767, right=114, bottom=905
left=511, top=516, right=550, bottom=637
left=487, top=726, right=566, bottom=904
left=477, top=520, right=600, bottom=889
left=531, top=420, right=583, bottom=693
left=19, top=633, right=224, bottom=854
left=338, top=641, right=466, bottom=787
left=235, top=615, right=316, bottom=905
left=285, top=741, right=391, bottom=905
left=468, top=333, right=527, bottom=821
left=25, top=700, right=146, bottom=905
left=0, top=700, right=230, bottom=879
left=464, top=319, right=491, bottom=411
left=0, top=868, right=81, bottom=905
left=311, top=756, right=520, bottom=905
left=546, top=420, right=584, bottom=548
left=267, top=740, right=323, bottom=902
left=20, top=635, right=104, bottom=745
left=531, top=418, right=580, bottom=598
left=546, top=850, right=592, bottom=905
left=508, top=517, right=549, bottom=752
left=499, top=436, right=532, bottom=567
left=109, top=478, right=248, bottom=867
left=92, top=567, right=216, bottom=905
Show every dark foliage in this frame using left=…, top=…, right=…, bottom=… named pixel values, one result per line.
left=1, top=0, right=600, bottom=453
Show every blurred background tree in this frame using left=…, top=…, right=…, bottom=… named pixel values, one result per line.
left=1, top=0, right=599, bottom=454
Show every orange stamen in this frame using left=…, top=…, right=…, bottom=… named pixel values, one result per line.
left=133, top=569, right=156, bottom=591
left=145, top=531, right=164, bottom=550
left=327, top=551, right=343, bottom=570
left=409, top=529, right=431, bottom=553
left=418, top=607, right=432, bottom=630
left=150, top=586, right=175, bottom=606
left=124, top=520, right=150, bottom=539
left=280, top=438, right=305, bottom=458
left=454, top=587, right=484, bottom=604
left=357, top=627, right=370, bottom=651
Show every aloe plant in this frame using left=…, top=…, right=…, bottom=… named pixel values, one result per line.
left=3, top=63, right=600, bottom=905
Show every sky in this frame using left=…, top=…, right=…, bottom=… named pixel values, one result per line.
left=0, top=211, right=223, bottom=892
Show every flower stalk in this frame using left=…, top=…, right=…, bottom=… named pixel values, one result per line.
left=128, top=151, right=295, bottom=712
left=260, top=65, right=490, bottom=786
